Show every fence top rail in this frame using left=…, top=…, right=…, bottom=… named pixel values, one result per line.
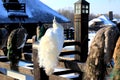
left=0, top=60, right=34, bottom=76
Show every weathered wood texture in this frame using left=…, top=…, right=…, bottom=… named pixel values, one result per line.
left=58, top=58, right=85, bottom=72
left=83, top=26, right=119, bottom=80
left=111, top=37, right=120, bottom=80
left=0, top=73, right=18, bottom=80
left=63, top=40, right=80, bottom=47
left=32, top=47, right=49, bottom=80
left=0, top=61, right=33, bottom=76
left=49, top=75, right=68, bottom=80
left=0, top=40, right=83, bottom=80
left=74, top=14, right=89, bottom=62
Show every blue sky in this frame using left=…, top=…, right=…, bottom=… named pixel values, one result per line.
left=40, top=0, right=120, bottom=15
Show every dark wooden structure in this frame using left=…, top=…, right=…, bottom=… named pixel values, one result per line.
left=0, top=0, right=70, bottom=39
left=64, top=29, right=74, bottom=40
left=74, top=0, right=89, bottom=62
left=3, top=2, right=26, bottom=12
left=0, top=0, right=92, bottom=80
left=0, top=40, right=84, bottom=80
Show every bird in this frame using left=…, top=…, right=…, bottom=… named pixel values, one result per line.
left=0, top=28, right=9, bottom=56
left=36, top=23, right=46, bottom=41
left=110, top=37, right=120, bottom=80
left=38, top=17, right=64, bottom=75
left=83, top=26, right=119, bottom=80
left=0, top=28, right=8, bottom=49
left=7, top=27, right=27, bottom=67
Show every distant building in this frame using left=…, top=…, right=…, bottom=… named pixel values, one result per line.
left=89, top=11, right=120, bottom=28
left=0, top=0, right=70, bottom=38
left=89, top=15, right=116, bottom=28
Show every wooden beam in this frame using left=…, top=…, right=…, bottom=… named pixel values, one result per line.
left=63, top=40, right=80, bottom=47
left=49, top=75, right=69, bottom=80
left=58, top=58, right=85, bottom=72
left=32, top=40, right=80, bottom=49
left=0, top=61, right=34, bottom=76
left=60, top=50, right=80, bottom=56
left=32, top=48, right=49, bottom=80
left=0, top=73, right=18, bottom=80
left=54, top=70, right=76, bottom=75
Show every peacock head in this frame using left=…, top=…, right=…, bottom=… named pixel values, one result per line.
left=53, top=16, right=57, bottom=23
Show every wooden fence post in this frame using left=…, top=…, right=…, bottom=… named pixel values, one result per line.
left=32, top=48, right=40, bottom=80
left=32, top=42, right=49, bottom=80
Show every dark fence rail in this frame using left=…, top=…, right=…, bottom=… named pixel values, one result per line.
left=64, top=29, right=74, bottom=40
left=0, top=40, right=83, bottom=80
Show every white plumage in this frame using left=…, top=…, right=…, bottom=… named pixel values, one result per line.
left=38, top=17, right=64, bottom=75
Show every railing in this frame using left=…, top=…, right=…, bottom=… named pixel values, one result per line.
left=64, top=29, right=74, bottom=40
left=0, top=40, right=82, bottom=80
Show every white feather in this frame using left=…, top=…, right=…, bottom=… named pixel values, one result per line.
left=38, top=17, right=64, bottom=75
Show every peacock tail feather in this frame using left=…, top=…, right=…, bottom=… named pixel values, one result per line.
left=7, top=27, right=27, bottom=65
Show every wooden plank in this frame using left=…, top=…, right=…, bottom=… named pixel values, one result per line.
left=63, top=40, right=80, bottom=47
left=32, top=48, right=41, bottom=80
left=22, top=53, right=32, bottom=61
left=74, top=14, right=88, bottom=62
left=49, top=75, right=69, bottom=80
left=0, top=61, right=34, bottom=76
left=32, top=48, right=49, bottom=80
left=58, top=58, right=85, bottom=72
left=0, top=73, right=17, bottom=80
left=32, top=40, right=80, bottom=50
left=54, top=70, right=76, bottom=75
left=0, top=56, right=8, bottom=62
left=7, top=70, right=26, bottom=80
left=32, top=41, right=84, bottom=80
left=60, top=50, right=80, bottom=56
left=17, top=66, right=33, bottom=76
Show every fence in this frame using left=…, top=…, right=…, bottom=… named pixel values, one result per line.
left=0, top=39, right=83, bottom=80
left=64, top=29, right=74, bottom=40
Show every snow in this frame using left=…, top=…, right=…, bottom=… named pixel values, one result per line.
left=18, top=61, right=32, bottom=67
left=54, top=68, right=70, bottom=72
left=98, top=15, right=116, bottom=26
left=113, top=18, right=120, bottom=23
left=88, top=31, right=96, bottom=47
left=59, top=73, right=79, bottom=78
left=63, top=32, right=96, bottom=54
left=63, top=46, right=75, bottom=51
left=0, top=32, right=96, bottom=79
left=26, top=0, right=69, bottom=22
left=89, top=15, right=116, bottom=27
left=89, top=18, right=102, bottom=27
left=0, top=0, right=69, bottom=23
